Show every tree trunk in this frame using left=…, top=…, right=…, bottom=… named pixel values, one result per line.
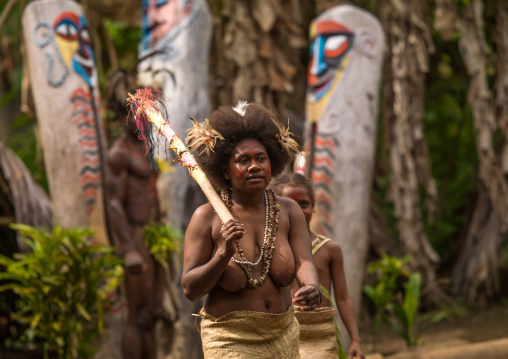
left=380, top=0, right=450, bottom=306
left=207, top=0, right=309, bottom=127
left=452, top=0, right=508, bottom=306
left=304, top=4, right=385, bottom=347
left=0, top=142, right=52, bottom=253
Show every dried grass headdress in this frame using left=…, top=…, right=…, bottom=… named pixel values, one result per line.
left=187, top=101, right=300, bottom=157
left=271, top=118, right=300, bottom=155
left=186, top=117, right=224, bottom=156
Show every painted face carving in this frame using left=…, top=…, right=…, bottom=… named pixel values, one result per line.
left=52, top=12, right=96, bottom=87
left=308, top=20, right=354, bottom=102
left=142, top=0, right=193, bottom=45
left=145, top=0, right=178, bottom=44
left=224, top=139, right=271, bottom=190
left=280, top=186, right=314, bottom=225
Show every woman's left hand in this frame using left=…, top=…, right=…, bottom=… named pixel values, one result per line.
left=348, top=340, right=365, bottom=359
left=292, top=284, right=321, bottom=311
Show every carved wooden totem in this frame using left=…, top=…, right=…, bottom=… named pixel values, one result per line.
left=23, top=0, right=111, bottom=245
left=137, top=0, right=212, bottom=231
left=305, top=4, right=385, bottom=342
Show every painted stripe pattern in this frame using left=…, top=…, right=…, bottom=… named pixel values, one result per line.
left=71, top=88, right=101, bottom=215
left=311, top=131, right=339, bottom=238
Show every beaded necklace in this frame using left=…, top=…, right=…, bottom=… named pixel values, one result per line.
left=220, top=189, right=280, bottom=288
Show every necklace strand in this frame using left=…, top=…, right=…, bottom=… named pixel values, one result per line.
left=221, top=189, right=279, bottom=288
left=230, top=191, right=268, bottom=266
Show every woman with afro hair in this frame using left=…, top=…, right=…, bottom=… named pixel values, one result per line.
left=181, top=102, right=321, bottom=358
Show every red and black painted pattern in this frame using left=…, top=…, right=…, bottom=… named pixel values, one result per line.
left=71, top=88, right=102, bottom=215
left=311, top=130, right=339, bottom=237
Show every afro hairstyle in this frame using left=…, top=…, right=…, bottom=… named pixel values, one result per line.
left=189, top=103, right=295, bottom=189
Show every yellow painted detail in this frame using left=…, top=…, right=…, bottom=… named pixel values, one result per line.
left=156, top=158, right=175, bottom=173
left=54, top=37, right=79, bottom=68
left=307, top=54, right=350, bottom=124
left=309, top=21, right=317, bottom=39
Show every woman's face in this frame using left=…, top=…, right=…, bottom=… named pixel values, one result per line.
left=280, top=186, right=314, bottom=225
left=223, top=139, right=272, bottom=191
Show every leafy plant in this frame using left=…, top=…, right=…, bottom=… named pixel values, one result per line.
left=0, top=224, right=124, bottom=359
left=364, top=254, right=454, bottom=347
left=143, top=221, right=183, bottom=270
left=385, top=272, right=422, bottom=347
left=363, top=253, right=411, bottom=331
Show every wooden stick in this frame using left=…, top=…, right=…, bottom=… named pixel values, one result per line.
left=127, top=89, right=233, bottom=224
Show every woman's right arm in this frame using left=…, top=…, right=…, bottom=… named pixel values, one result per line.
left=181, top=207, right=245, bottom=301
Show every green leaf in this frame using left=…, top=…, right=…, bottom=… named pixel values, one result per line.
left=76, top=303, right=92, bottom=321
left=403, top=273, right=422, bottom=331
left=30, top=313, right=42, bottom=330
left=384, top=315, right=404, bottom=338
left=5, top=224, right=124, bottom=358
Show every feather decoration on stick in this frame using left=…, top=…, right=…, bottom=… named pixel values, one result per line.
left=126, top=88, right=233, bottom=224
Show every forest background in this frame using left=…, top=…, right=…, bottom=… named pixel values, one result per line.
left=0, top=0, right=507, bottom=333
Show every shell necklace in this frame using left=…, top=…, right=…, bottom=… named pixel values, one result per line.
left=220, top=189, right=279, bottom=288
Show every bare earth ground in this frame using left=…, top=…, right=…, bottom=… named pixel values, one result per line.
left=359, top=303, right=508, bottom=358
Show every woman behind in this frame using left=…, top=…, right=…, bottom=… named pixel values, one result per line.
left=181, top=102, right=321, bottom=358
left=273, top=173, right=364, bottom=359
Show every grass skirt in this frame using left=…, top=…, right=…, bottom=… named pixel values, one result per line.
left=295, top=307, right=338, bottom=358
left=198, top=306, right=300, bottom=358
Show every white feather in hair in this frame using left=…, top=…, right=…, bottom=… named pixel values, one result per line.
left=233, top=100, right=249, bottom=117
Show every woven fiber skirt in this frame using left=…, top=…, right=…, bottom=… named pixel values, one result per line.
left=295, top=307, right=338, bottom=359
left=198, top=306, right=300, bottom=359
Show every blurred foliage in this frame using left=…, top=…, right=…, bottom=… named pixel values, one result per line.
left=101, top=19, right=141, bottom=143
left=364, top=254, right=454, bottom=347
left=8, top=112, right=49, bottom=192
left=102, top=19, right=141, bottom=72
left=363, top=254, right=412, bottom=332
left=0, top=0, right=23, bottom=44
left=385, top=272, right=422, bottom=347
left=0, top=224, right=124, bottom=359
left=0, top=0, right=48, bottom=190
left=143, top=221, right=183, bottom=270
left=422, top=35, right=478, bottom=263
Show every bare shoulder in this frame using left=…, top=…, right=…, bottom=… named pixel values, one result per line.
left=109, top=135, right=129, bottom=154
left=277, top=196, right=306, bottom=224
left=191, top=202, right=217, bottom=222
left=323, top=238, right=341, bottom=250
left=277, top=195, right=300, bottom=212
left=322, top=238, right=344, bottom=261
left=188, top=202, right=221, bottom=233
